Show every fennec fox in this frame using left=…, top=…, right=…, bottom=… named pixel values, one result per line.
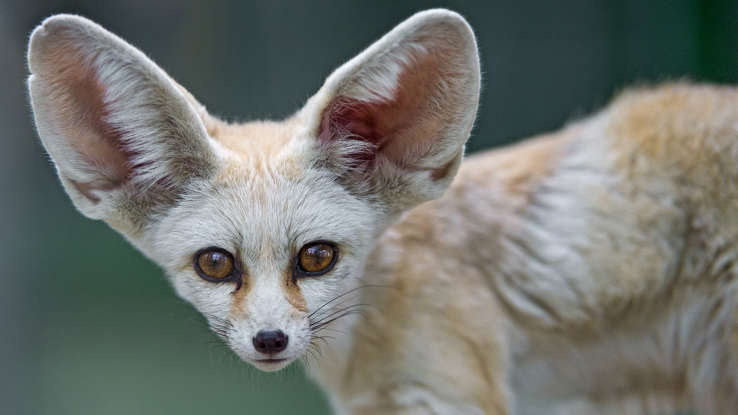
left=27, top=8, right=738, bottom=415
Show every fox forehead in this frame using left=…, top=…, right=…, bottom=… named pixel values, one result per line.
left=208, top=117, right=310, bottom=181
left=151, top=148, right=375, bottom=271
left=210, top=118, right=296, bottom=160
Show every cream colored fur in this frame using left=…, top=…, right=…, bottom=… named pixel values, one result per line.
left=27, top=9, right=738, bottom=415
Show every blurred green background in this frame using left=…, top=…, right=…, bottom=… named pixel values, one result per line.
left=1, top=1, right=737, bottom=414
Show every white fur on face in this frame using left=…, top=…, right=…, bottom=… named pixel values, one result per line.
left=149, top=163, right=378, bottom=370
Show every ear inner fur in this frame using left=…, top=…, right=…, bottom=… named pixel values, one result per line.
left=28, top=14, right=219, bottom=223
left=47, top=47, right=135, bottom=201
left=318, top=45, right=459, bottom=170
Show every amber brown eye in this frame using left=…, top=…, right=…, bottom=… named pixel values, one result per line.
left=194, top=247, right=236, bottom=282
left=296, top=242, right=338, bottom=276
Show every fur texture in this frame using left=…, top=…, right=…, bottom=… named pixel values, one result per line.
left=27, top=9, right=738, bottom=415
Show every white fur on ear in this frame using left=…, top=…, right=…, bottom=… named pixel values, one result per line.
left=301, top=9, right=481, bottom=211
left=27, top=14, right=219, bottom=222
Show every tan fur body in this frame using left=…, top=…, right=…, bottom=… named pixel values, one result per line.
left=27, top=10, right=738, bottom=415
left=307, top=83, right=738, bottom=414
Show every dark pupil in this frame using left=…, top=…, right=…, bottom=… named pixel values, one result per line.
left=310, top=247, right=328, bottom=259
left=208, top=252, right=223, bottom=267
left=307, top=246, right=330, bottom=265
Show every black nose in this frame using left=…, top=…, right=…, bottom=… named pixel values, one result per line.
left=252, top=330, right=288, bottom=354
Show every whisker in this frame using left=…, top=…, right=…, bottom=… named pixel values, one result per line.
left=311, top=309, right=369, bottom=332
left=308, top=299, right=361, bottom=327
left=208, top=317, right=234, bottom=342
left=307, top=284, right=389, bottom=320
left=310, top=338, right=325, bottom=359
left=309, top=303, right=372, bottom=329
left=301, top=285, right=388, bottom=371
left=313, top=326, right=348, bottom=336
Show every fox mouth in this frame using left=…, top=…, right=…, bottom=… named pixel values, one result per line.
left=255, top=358, right=288, bottom=363
left=249, top=357, right=293, bottom=372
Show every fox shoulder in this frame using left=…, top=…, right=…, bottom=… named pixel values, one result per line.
left=606, top=82, right=738, bottom=187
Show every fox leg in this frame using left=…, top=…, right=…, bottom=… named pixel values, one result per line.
left=348, top=378, right=509, bottom=415
left=339, top=319, right=511, bottom=415
left=687, top=283, right=738, bottom=414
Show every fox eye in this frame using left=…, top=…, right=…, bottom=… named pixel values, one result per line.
left=296, top=242, right=338, bottom=276
left=194, top=247, right=237, bottom=282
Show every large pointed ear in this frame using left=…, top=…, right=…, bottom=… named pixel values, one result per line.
left=27, top=14, right=221, bottom=229
left=302, top=9, right=480, bottom=212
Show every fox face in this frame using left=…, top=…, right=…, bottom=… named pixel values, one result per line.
left=27, top=10, right=480, bottom=371
left=152, top=153, right=381, bottom=371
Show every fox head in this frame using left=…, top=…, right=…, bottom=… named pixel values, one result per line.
left=27, top=9, right=480, bottom=371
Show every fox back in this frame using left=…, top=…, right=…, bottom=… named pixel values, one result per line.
left=27, top=9, right=738, bottom=415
